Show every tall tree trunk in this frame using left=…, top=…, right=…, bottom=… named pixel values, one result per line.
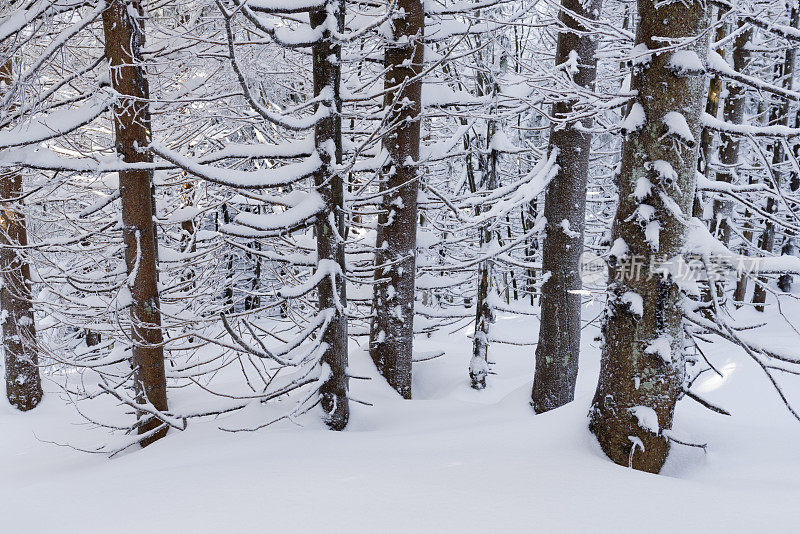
left=695, top=13, right=726, bottom=308
left=778, top=4, right=799, bottom=293
left=589, top=0, right=710, bottom=473
left=1, top=51, right=43, bottom=410
left=470, top=104, right=499, bottom=390
left=102, top=0, right=168, bottom=445
left=713, top=24, right=753, bottom=248
left=782, top=102, right=800, bottom=292
left=753, top=4, right=798, bottom=309
left=531, top=0, right=602, bottom=412
left=513, top=22, right=538, bottom=308
left=311, top=0, right=349, bottom=428
left=696, top=16, right=726, bottom=219
left=369, top=0, right=424, bottom=399
left=734, top=100, right=767, bottom=304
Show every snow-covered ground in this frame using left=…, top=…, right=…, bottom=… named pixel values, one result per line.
left=3, top=296, right=800, bottom=533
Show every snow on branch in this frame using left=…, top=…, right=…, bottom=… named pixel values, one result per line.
left=226, top=0, right=323, bottom=49
left=221, top=191, right=325, bottom=237
left=151, top=143, right=322, bottom=189
left=0, top=95, right=112, bottom=149
left=246, top=0, right=326, bottom=14
left=277, top=259, right=342, bottom=299
left=712, top=0, right=800, bottom=43
left=702, top=112, right=800, bottom=138
left=0, top=137, right=315, bottom=173
left=0, top=0, right=80, bottom=44
left=706, top=50, right=800, bottom=102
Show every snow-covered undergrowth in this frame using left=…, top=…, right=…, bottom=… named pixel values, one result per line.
left=2, top=296, right=800, bottom=533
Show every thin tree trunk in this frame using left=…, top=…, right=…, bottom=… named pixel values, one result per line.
left=714, top=24, right=753, bottom=248
left=505, top=215, right=518, bottom=301
left=246, top=228, right=262, bottom=310
left=782, top=103, right=800, bottom=292
left=753, top=4, right=798, bottom=309
left=589, top=0, right=710, bottom=473
left=778, top=5, right=799, bottom=293
left=734, top=100, right=767, bottom=305
left=470, top=105, right=499, bottom=390
left=311, top=0, right=349, bottom=428
left=220, top=202, right=234, bottom=313
left=531, top=0, right=602, bottom=412
left=696, top=17, right=726, bottom=219
left=180, top=179, right=197, bottom=288
left=244, top=204, right=261, bottom=311
left=369, top=0, right=424, bottom=399
left=700, top=16, right=725, bottom=169
left=523, top=203, right=538, bottom=305
left=102, top=0, right=168, bottom=445
left=696, top=13, right=726, bottom=307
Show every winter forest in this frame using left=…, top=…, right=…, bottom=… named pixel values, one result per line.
left=2, top=0, right=800, bottom=531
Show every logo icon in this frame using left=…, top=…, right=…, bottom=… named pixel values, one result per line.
left=579, top=252, right=608, bottom=286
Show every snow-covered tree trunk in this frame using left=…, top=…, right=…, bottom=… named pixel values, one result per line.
left=523, top=203, right=538, bottom=305
left=369, top=0, right=424, bottom=399
left=0, top=55, right=43, bottom=411
left=180, top=180, right=197, bottom=288
left=311, top=1, right=349, bottom=427
left=220, top=203, right=234, bottom=314
left=531, top=0, right=603, bottom=412
left=102, top=0, right=168, bottom=445
left=713, top=24, right=753, bottom=248
left=589, top=0, right=710, bottom=473
left=470, top=114, right=499, bottom=390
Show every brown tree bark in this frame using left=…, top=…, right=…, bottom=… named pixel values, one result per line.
left=311, top=0, right=349, bottom=428
left=102, top=0, right=168, bottom=445
left=589, top=0, right=710, bottom=473
left=531, top=0, right=602, bottom=412
left=1, top=51, right=43, bottom=411
left=0, top=170, right=42, bottom=412
left=369, top=0, right=424, bottom=399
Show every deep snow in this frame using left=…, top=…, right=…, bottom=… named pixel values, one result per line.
left=2, top=296, right=800, bottom=533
